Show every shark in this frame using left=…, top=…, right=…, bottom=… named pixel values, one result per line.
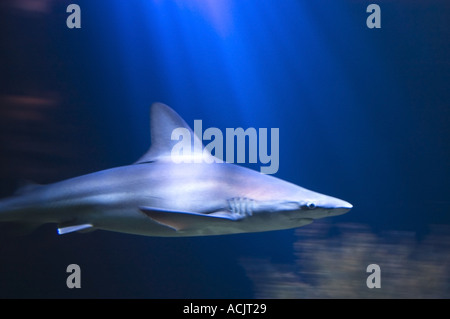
left=0, top=103, right=352, bottom=237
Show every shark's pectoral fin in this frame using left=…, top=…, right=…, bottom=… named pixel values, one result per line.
left=57, top=223, right=93, bottom=235
left=139, top=207, right=239, bottom=232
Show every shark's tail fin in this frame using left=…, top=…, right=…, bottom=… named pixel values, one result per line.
left=0, top=185, right=43, bottom=236
left=0, top=180, right=43, bottom=214
left=0, top=195, right=14, bottom=222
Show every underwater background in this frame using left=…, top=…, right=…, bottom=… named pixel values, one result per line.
left=0, top=0, right=449, bottom=298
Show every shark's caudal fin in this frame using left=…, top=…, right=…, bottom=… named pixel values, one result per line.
left=0, top=184, right=44, bottom=235
left=134, top=103, right=216, bottom=164
left=0, top=181, right=40, bottom=222
left=14, top=180, right=42, bottom=196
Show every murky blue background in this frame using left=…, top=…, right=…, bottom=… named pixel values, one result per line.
left=0, top=0, right=449, bottom=298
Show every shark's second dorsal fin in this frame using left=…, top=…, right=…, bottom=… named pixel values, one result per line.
left=134, top=103, right=215, bottom=164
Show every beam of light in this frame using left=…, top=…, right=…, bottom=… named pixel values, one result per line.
left=88, top=0, right=401, bottom=226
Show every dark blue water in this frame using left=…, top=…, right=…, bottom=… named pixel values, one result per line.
left=0, top=0, right=449, bottom=298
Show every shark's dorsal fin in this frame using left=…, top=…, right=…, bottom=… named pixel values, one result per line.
left=134, top=103, right=215, bottom=164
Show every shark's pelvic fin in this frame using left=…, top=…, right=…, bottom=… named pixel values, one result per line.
left=135, top=102, right=210, bottom=164
left=57, top=223, right=93, bottom=235
left=139, top=206, right=240, bottom=232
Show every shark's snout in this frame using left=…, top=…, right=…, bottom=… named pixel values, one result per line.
left=328, top=199, right=353, bottom=216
